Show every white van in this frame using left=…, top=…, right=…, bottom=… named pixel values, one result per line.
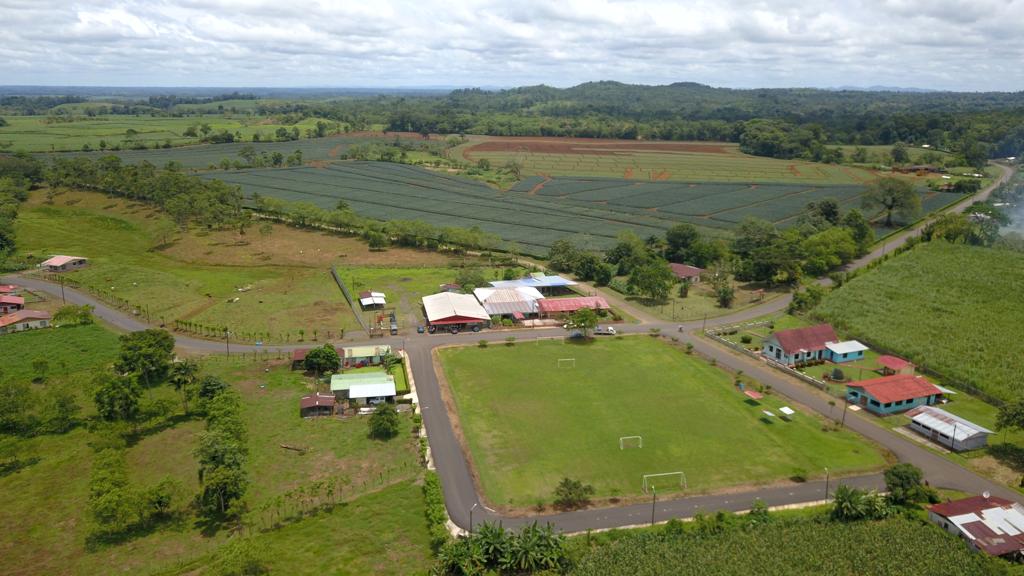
left=594, top=326, right=617, bottom=335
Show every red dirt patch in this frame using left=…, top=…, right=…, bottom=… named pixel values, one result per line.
left=788, top=164, right=803, bottom=177
left=328, top=144, right=343, bottom=158
left=623, top=167, right=634, bottom=179
left=526, top=176, right=551, bottom=196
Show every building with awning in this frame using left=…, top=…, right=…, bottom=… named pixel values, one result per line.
left=358, top=291, right=387, bottom=308
left=489, top=273, right=577, bottom=295
left=330, top=372, right=395, bottom=399
left=422, top=292, right=489, bottom=330
left=537, top=296, right=610, bottom=317
left=349, top=381, right=397, bottom=406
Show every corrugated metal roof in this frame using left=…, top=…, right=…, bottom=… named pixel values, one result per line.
left=825, top=340, right=868, bottom=354
left=330, top=372, right=394, bottom=392
left=0, top=310, right=50, bottom=328
left=40, top=255, right=86, bottom=267
left=847, top=374, right=941, bottom=404
left=537, top=296, right=610, bottom=313
left=907, top=405, right=992, bottom=441
left=489, top=275, right=577, bottom=289
left=771, top=324, right=837, bottom=353
left=349, top=381, right=397, bottom=399
left=931, top=496, right=1024, bottom=556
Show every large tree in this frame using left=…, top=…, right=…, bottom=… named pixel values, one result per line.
left=304, top=345, right=341, bottom=376
left=368, top=404, right=401, bottom=440
left=168, top=359, right=200, bottom=414
left=568, top=307, right=599, bottom=338
left=116, top=329, right=175, bottom=388
left=627, top=260, right=674, bottom=302
left=862, top=177, right=921, bottom=227
left=93, top=373, right=142, bottom=423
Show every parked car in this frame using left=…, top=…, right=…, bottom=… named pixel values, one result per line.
left=595, top=326, right=617, bottom=335
left=417, top=325, right=426, bottom=334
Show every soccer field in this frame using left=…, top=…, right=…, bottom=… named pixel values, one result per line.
left=439, top=337, right=887, bottom=508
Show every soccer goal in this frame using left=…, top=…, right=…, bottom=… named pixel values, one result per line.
left=642, top=471, right=687, bottom=494
left=619, top=436, right=643, bottom=450
left=557, top=358, right=576, bottom=369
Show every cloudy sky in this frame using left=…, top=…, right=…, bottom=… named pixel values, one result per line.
left=2, top=0, right=1023, bottom=90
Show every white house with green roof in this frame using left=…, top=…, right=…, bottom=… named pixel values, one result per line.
left=330, top=372, right=395, bottom=400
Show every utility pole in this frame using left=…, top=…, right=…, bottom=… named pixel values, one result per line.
left=59, top=275, right=66, bottom=304
left=650, top=486, right=657, bottom=526
left=824, top=467, right=830, bottom=501
left=841, top=401, right=849, bottom=427
left=702, top=313, right=707, bottom=334
left=224, top=328, right=231, bottom=357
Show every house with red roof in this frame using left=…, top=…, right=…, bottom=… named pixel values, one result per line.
left=846, top=374, right=942, bottom=415
left=0, top=310, right=51, bottom=335
left=0, top=284, right=19, bottom=294
left=929, top=495, right=1024, bottom=559
left=762, top=323, right=838, bottom=365
left=299, top=392, right=336, bottom=418
left=878, top=355, right=915, bottom=376
left=0, top=295, right=25, bottom=314
left=669, top=263, right=704, bottom=283
left=537, top=296, right=610, bottom=318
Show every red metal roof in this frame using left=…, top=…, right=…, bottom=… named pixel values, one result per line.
left=0, top=284, right=18, bottom=293
left=930, top=495, right=1017, bottom=517
left=877, top=355, right=913, bottom=370
left=744, top=390, right=764, bottom=400
left=771, top=323, right=837, bottom=353
left=0, top=310, right=51, bottom=328
left=299, top=393, right=336, bottom=409
left=0, top=295, right=24, bottom=306
left=669, top=263, right=703, bottom=279
left=848, top=374, right=941, bottom=404
left=930, top=496, right=1024, bottom=556
left=537, top=296, right=610, bottom=314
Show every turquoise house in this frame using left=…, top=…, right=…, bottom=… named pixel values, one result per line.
left=824, top=340, right=868, bottom=363
left=846, top=374, right=943, bottom=415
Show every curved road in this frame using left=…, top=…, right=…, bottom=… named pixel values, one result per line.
left=4, top=162, right=1017, bottom=532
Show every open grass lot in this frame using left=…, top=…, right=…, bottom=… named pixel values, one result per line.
left=814, top=242, right=1024, bottom=403
left=211, top=160, right=959, bottom=255
left=457, top=137, right=878, bottom=184
left=0, top=325, right=431, bottom=576
left=440, top=337, right=887, bottom=508
left=14, top=189, right=476, bottom=341
left=0, top=324, right=119, bottom=382
left=46, top=132, right=444, bottom=170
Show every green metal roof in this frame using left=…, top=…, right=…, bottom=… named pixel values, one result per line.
left=344, top=345, right=390, bottom=358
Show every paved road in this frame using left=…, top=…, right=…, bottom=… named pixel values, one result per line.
left=5, top=162, right=1018, bottom=533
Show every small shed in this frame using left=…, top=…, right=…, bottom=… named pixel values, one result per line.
left=39, top=255, right=88, bottom=272
left=0, top=284, right=18, bottom=294
left=358, top=291, right=387, bottom=308
left=906, top=405, right=992, bottom=451
left=349, top=381, right=397, bottom=406
left=0, top=295, right=25, bottom=315
left=824, top=340, right=868, bottom=363
left=299, top=392, right=336, bottom=417
left=0, top=310, right=51, bottom=335
left=878, top=355, right=915, bottom=375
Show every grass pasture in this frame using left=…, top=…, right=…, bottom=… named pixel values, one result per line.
left=46, top=132, right=445, bottom=170
left=0, top=326, right=431, bottom=576
left=14, top=189, right=474, bottom=341
left=0, top=113, right=338, bottom=153
left=439, top=337, right=886, bottom=508
left=814, top=242, right=1024, bottom=402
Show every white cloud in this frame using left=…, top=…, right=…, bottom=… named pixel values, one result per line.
left=0, top=0, right=1021, bottom=89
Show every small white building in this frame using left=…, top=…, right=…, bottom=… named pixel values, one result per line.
left=906, top=405, right=992, bottom=452
left=358, top=291, right=387, bottom=308
left=39, top=255, right=88, bottom=272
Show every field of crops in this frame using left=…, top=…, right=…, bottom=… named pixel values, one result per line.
left=209, top=161, right=960, bottom=255
left=459, top=137, right=878, bottom=184
left=814, top=241, right=1024, bottom=402
left=570, top=518, right=997, bottom=576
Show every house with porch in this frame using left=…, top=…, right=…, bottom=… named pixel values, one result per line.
left=39, top=255, right=88, bottom=272
left=330, top=372, right=395, bottom=400
left=343, top=345, right=391, bottom=368
left=846, top=374, right=942, bottom=415
left=762, top=324, right=838, bottom=365
left=0, top=310, right=51, bottom=335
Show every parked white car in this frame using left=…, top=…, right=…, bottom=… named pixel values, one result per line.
left=594, top=326, right=617, bottom=335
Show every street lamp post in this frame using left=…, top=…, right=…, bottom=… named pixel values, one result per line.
left=469, top=502, right=479, bottom=534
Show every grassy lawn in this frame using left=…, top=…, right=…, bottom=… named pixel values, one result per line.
left=602, top=278, right=788, bottom=323
left=0, top=324, right=119, bottom=382
left=440, top=336, right=887, bottom=508
left=343, top=364, right=410, bottom=395
left=13, top=189, right=481, bottom=342
left=0, top=325, right=431, bottom=576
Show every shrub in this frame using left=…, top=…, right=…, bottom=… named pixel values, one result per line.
left=553, top=477, right=594, bottom=510
left=740, top=335, right=753, bottom=344
left=831, top=367, right=845, bottom=381
left=368, top=404, right=400, bottom=440
left=478, top=340, right=488, bottom=348
left=685, top=343, right=694, bottom=355
left=423, top=472, right=450, bottom=550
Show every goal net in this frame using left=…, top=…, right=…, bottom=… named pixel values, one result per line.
left=619, top=436, right=643, bottom=450
left=643, top=471, right=687, bottom=494
left=557, top=358, right=576, bottom=369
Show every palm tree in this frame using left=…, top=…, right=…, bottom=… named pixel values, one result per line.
left=168, top=359, right=199, bottom=414
left=831, top=484, right=867, bottom=521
